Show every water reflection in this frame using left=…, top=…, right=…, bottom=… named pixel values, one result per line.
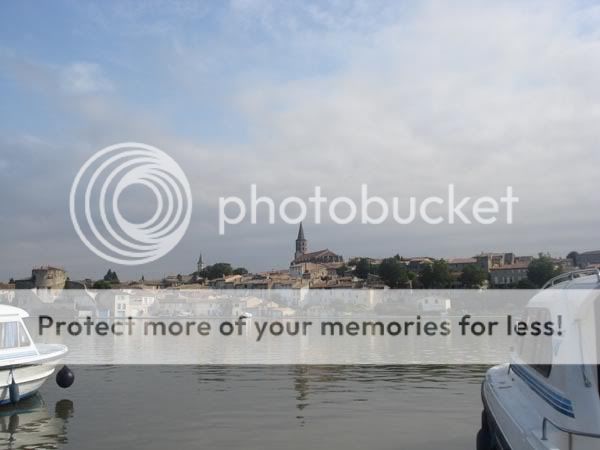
left=1, top=366, right=486, bottom=450
left=0, top=394, right=71, bottom=449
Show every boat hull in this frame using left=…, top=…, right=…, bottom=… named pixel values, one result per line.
left=0, top=344, right=67, bottom=405
left=480, top=379, right=513, bottom=450
left=481, top=364, right=600, bottom=450
left=0, top=364, right=56, bottom=405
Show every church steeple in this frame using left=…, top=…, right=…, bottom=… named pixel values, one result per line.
left=197, top=253, right=204, bottom=273
left=295, top=223, right=307, bottom=260
left=297, top=222, right=305, bottom=240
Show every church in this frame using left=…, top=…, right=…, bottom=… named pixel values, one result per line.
left=291, top=223, right=343, bottom=265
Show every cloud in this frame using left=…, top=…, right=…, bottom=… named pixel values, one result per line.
left=220, top=1, right=600, bottom=258
left=60, top=62, right=114, bottom=95
left=2, top=0, right=600, bottom=279
left=0, top=49, right=115, bottom=98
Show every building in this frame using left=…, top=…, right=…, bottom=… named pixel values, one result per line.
left=96, top=290, right=156, bottom=318
left=209, top=274, right=244, bottom=289
left=291, top=223, right=343, bottom=265
left=489, top=263, right=529, bottom=287
left=15, top=266, right=67, bottom=290
left=447, top=257, right=478, bottom=272
left=576, top=250, right=600, bottom=268
left=289, top=262, right=328, bottom=279
left=405, top=257, right=433, bottom=273
left=552, top=257, right=575, bottom=272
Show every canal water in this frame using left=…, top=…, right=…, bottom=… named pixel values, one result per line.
left=0, top=366, right=486, bottom=450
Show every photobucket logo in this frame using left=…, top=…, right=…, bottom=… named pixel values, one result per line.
left=219, top=184, right=518, bottom=234
left=69, top=143, right=192, bottom=265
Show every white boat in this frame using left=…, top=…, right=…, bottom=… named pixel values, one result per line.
left=480, top=269, right=600, bottom=450
left=0, top=305, right=68, bottom=405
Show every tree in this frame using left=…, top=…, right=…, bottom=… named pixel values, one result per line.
left=419, top=265, right=434, bottom=288
left=378, top=258, right=409, bottom=288
left=335, top=264, right=348, bottom=277
left=459, top=264, right=487, bottom=288
left=203, top=263, right=233, bottom=280
left=527, top=256, right=560, bottom=288
left=355, top=258, right=371, bottom=280
left=233, top=267, right=248, bottom=275
left=567, top=251, right=579, bottom=266
left=103, top=269, right=119, bottom=283
left=348, top=257, right=360, bottom=266
left=93, top=280, right=112, bottom=289
left=420, top=260, right=452, bottom=288
left=516, top=278, right=536, bottom=289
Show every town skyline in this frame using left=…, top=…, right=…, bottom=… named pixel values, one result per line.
left=5, top=221, right=599, bottom=286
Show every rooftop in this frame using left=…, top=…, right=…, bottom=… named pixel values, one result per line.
left=490, top=262, right=529, bottom=270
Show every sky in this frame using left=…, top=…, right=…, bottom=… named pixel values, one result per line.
left=1, top=0, right=600, bottom=281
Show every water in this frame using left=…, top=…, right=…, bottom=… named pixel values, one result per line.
left=0, top=366, right=487, bottom=450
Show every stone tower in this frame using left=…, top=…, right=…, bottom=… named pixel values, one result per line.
left=295, top=223, right=307, bottom=260
left=197, top=253, right=204, bottom=273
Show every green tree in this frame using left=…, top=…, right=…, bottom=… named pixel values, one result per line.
left=419, top=265, right=433, bottom=288
left=233, top=267, right=248, bottom=275
left=355, top=258, right=372, bottom=280
left=335, top=264, right=348, bottom=277
left=93, top=280, right=112, bottom=289
left=527, top=256, right=560, bottom=288
left=516, top=278, right=536, bottom=289
left=420, top=260, right=451, bottom=288
left=103, top=269, right=119, bottom=283
left=203, top=263, right=233, bottom=280
left=378, top=258, right=409, bottom=288
left=459, top=264, right=487, bottom=288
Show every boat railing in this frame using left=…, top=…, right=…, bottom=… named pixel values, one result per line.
left=541, top=268, right=600, bottom=289
left=541, top=416, right=600, bottom=443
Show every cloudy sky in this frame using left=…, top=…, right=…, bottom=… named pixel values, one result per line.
left=1, top=0, right=600, bottom=281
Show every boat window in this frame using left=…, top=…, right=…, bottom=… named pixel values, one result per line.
left=532, top=363, right=552, bottom=378
left=533, top=309, right=553, bottom=377
left=18, top=323, right=31, bottom=347
left=518, top=308, right=553, bottom=378
left=0, top=321, right=31, bottom=349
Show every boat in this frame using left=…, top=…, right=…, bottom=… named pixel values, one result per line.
left=479, top=268, right=600, bottom=449
left=0, top=305, right=68, bottom=405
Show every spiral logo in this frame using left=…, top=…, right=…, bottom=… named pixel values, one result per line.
left=69, top=142, right=192, bottom=265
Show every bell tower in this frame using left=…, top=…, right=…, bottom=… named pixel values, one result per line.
left=295, top=223, right=307, bottom=260
left=197, top=253, right=204, bottom=273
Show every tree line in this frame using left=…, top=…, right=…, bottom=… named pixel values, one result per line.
left=346, top=254, right=561, bottom=289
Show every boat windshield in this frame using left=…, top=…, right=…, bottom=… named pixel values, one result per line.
left=0, top=321, right=31, bottom=349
